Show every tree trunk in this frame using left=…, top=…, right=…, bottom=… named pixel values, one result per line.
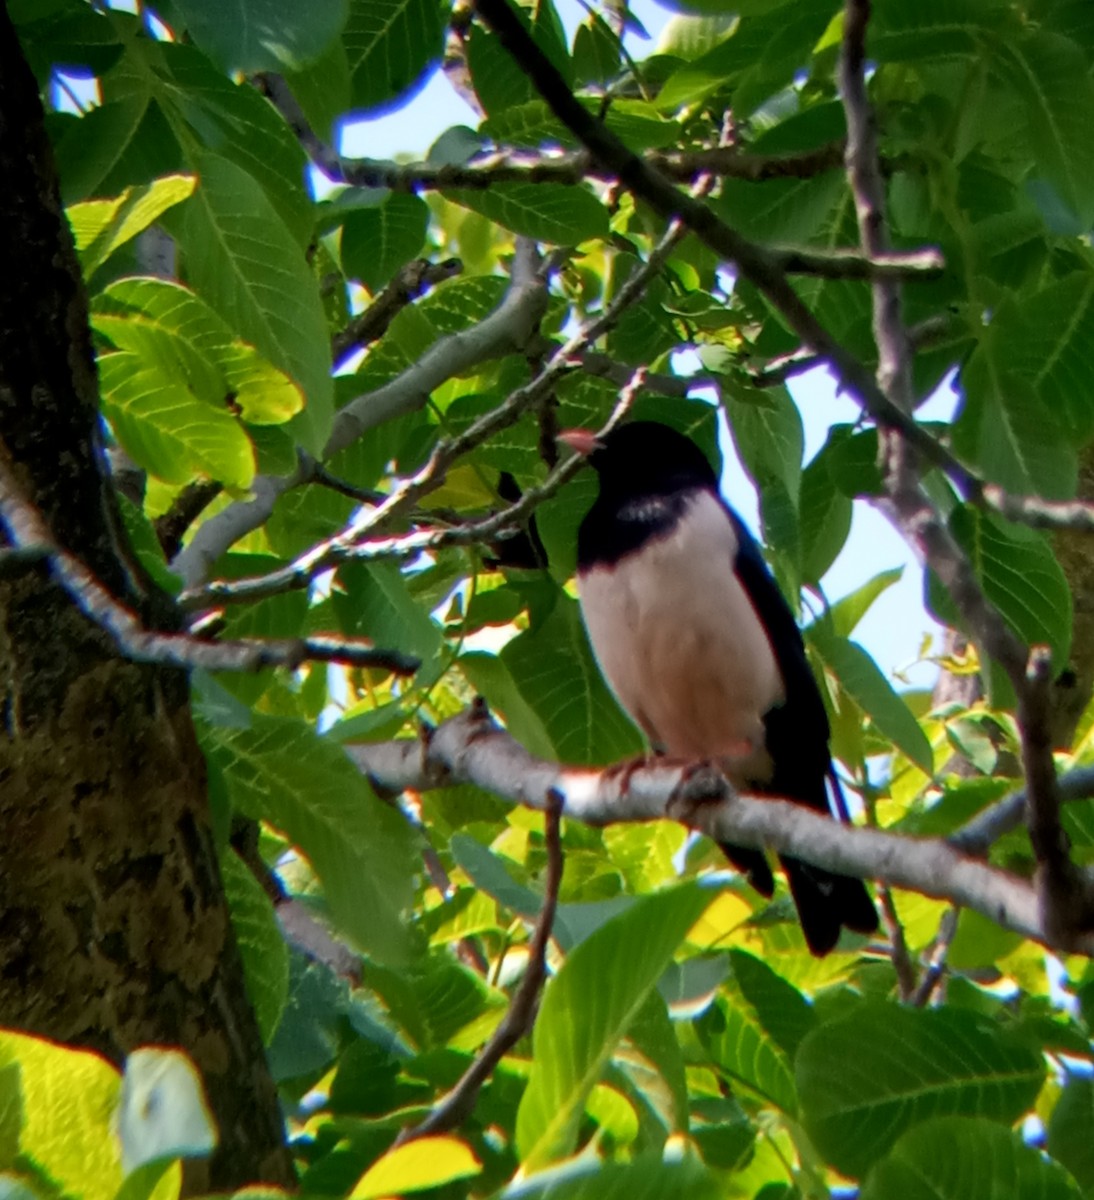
left=0, top=6, right=294, bottom=1190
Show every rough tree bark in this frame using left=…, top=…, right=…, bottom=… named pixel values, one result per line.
left=0, top=7, right=294, bottom=1191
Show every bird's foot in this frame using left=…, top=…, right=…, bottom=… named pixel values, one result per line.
left=666, top=760, right=733, bottom=825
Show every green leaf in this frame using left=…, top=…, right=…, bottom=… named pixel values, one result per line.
left=700, top=993, right=798, bottom=1115
left=161, top=44, right=313, bottom=246
left=797, top=1003, right=1045, bottom=1177
left=994, top=31, right=1094, bottom=228
left=516, top=883, right=714, bottom=1169
left=181, top=153, right=333, bottom=454
left=928, top=505, right=1072, bottom=665
left=863, top=1116, right=1081, bottom=1200
left=868, top=0, right=1004, bottom=64
left=504, top=1152, right=722, bottom=1200
left=98, top=350, right=256, bottom=488
left=0, top=1061, right=21, bottom=1169
left=0, top=1031, right=123, bottom=1200
left=94, top=277, right=304, bottom=425
left=497, top=593, right=644, bottom=765
left=67, top=174, right=195, bottom=277
left=221, top=847, right=290, bottom=1045
left=798, top=451, right=852, bottom=585
left=333, top=560, right=444, bottom=667
left=200, top=715, right=419, bottom=964
left=172, top=0, right=348, bottom=72
left=809, top=630, right=934, bottom=773
left=443, top=183, right=609, bottom=244
left=823, top=567, right=904, bottom=638
left=967, top=270, right=1094, bottom=442
left=340, top=193, right=430, bottom=291
left=956, top=340, right=1076, bottom=499
left=351, top=1135, right=480, bottom=1198
left=345, top=0, right=445, bottom=113
left=1047, top=1075, right=1094, bottom=1195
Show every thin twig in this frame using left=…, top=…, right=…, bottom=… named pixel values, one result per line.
left=331, top=257, right=463, bottom=368
left=878, top=885, right=917, bottom=1002
left=399, top=793, right=564, bottom=1141
left=0, top=451, right=419, bottom=676
left=911, top=907, right=958, bottom=1007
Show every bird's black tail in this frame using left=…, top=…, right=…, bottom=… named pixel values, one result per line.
left=782, top=855, right=879, bottom=957
left=718, top=842, right=878, bottom=956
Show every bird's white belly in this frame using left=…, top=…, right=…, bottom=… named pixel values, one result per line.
left=578, top=492, right=784, bottom=768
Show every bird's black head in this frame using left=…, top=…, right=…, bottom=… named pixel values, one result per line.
left=562, top=420, right=721, bottom=568
left=563, top=420, right=718, bottom=504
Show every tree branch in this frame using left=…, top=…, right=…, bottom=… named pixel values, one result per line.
left=469, top=0, right=974, bottom=497
left=399, top=793, right=563, bottom=1142
left=180, top=222, right=682, bottom=611
left=331, top=257, right=464, bottom=368
left=0, top=449, right=419, bottom=675
left=950, top=764, right=1094, bottom=855
left=179, top=366, right=644, bottom=609
left=838, top=0, right=1087, bottom=942
left=345, top=702, right=1091, bottom=953
left=171, top=241, right=549, bottom=588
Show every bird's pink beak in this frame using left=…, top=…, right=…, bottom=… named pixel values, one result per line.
left=558, top=428, right=601, bottom=457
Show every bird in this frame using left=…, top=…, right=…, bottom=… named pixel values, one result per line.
left=560, top=419, right=878, bottom=956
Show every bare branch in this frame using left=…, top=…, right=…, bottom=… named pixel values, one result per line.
left=400, top=793, right=563, bottom=1141
left=0, top=451, right=418, bottom=675
left=838, top=1, right=1086, bottom=942
left=469, top=0, right=976, bottom=498
left=180, top=365, right=643, bottom=608
left=346, top=702, right=1089, bottom=952
left=911, top=908, right=958, bottom=1007
left=254, top=72, right=846, bottom=189
left=982, top=487, right=1094, bottom=534
left=951, top=764, right=1094, bottom=855
left=331, top=257, right=463, bottom=368
left=877, top=885, right=917, bottom=1001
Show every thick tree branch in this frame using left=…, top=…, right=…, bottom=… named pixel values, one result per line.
left=400, top=794, right=563, bottom=1142
left=0, top=450, right=418, bottom=675
left=346, top=703, right=1091, bottom=953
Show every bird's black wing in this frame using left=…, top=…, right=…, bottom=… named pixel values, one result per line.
left=725, top=505, right=878, bottom=954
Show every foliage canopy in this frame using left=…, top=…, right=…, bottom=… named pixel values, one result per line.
left=8, top=0, right=1094, bottom=1195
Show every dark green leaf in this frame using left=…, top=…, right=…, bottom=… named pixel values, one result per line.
left=172, top=0, right=348, bottom=73
left=443, top=183, right=609, bottom=244
left=928, top=505, right=1072, bottom=665
left=200, top=715, right=419, bottom=964
left=221, top=847, right=289, bottom=1045
left=863, top=1116, right=1080, bottom=1200
left=1047, top=1075, right=1094, bottom=1195
left=340, top=193, right=430, bottom=291
left=797, top=1003, right=1045, bottom=1177
left=345, top=0, right=445, bottom=114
